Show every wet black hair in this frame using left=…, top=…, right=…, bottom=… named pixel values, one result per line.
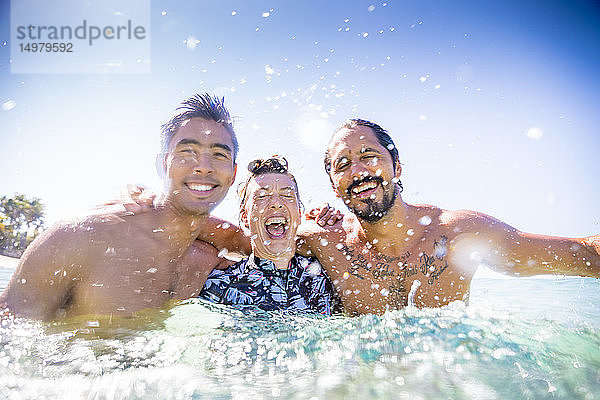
left=323, top=118, right=400, bottom=174
left=160, top=93, right=239, bottom=162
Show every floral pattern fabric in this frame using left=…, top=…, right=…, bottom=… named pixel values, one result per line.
left=199, top=254, right=334, bottom=315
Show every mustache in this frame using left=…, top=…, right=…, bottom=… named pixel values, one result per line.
left=346, top=175, right=383, bottom=196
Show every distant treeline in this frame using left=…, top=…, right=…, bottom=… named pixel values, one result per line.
left=0, top=194, right=45, bottom=258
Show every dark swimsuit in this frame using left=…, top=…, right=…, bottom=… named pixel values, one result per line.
left=199, top=254, right=334, bottom=315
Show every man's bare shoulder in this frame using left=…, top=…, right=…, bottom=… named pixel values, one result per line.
left=14, top=214, right=109, bottom=271
left=408, top=203, right=454, bottom=230
left=409, top=203, right=444, bottom=220
left=435, top=208, right=509, bottom=240
left=438, top=208, right=495, bottom=227
left=30, top=216, right=92, bottom=247
left=27, top=209, right=150, bottom=259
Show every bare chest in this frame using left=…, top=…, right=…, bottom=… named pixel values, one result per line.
left=317, top=234, right=473, bottom=313
left=67, top=237, right=184, bottom=316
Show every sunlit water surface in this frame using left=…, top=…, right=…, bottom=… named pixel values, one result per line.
left=1, top=266, right=599, bottom=400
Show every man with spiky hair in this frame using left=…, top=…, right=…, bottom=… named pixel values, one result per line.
left=0, top=93, right=246, bottom=321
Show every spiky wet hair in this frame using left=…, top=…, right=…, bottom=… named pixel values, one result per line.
left=160, top=93, right=239, bottom=162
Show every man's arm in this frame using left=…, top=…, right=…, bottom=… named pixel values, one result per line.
left=173, top=239, right=233, bottom=298
left=109, top=186, right=343, bottom=258
left=195, top=216, right=252, bottom=257
left=449, top=211, right=600, bottom=277
left=101, top=185, right=251, bottom=257
left=0, top=223, right=85, bottom=320
left=296, top=204, right=345, bottom=257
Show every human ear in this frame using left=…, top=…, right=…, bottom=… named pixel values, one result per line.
left=155, top=153, right=167, bottom=180
left=394, top=161, right=402, bottom=179
left=326, top=173, right=342, bottom=198
left=230, top=163, right=238, bottom=186
left=240, top=205, right=249, bottom=229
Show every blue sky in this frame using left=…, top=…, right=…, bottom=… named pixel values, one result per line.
left=1, top=0, right=599, bottom=239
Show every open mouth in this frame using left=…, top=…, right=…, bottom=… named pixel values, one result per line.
left=348, top=178, right=381, bottom=198
left=185, top=182, right=218, bottom=196
left=264, top=216, right=289, bottom=238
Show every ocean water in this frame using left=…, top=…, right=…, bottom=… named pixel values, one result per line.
left=1, top=266, right=599, bottom=400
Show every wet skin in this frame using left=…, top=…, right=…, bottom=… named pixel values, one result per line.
left=295, top=125, right=600, bottom=314
left=0, top=118, right=237, bottom=320
left=187, top=125, right=600, bottom=315
left=241, top=173, right=302, bottom=268
left=59, top=124, right=600, bottom=317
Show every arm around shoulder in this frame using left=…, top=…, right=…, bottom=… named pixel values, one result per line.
left=195, top=216, right=251, bottom=257
left=296, top=216, right=346, bottom=258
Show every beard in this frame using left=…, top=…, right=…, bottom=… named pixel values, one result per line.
left=346, top=176, right=397, bottom=223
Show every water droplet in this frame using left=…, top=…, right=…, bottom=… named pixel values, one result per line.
left=407, top=229, right=414, bottom=236
left=306, top=261, right=322, bottom=276
left=419, top=216, right=432, bottom=226
left=2, top=100, right=16, bottom=111
left=526, top=126, right=544, bottom=140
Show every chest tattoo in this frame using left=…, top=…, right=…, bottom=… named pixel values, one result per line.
left=418, top=236, right=449, bottom=284
left=337, top=235, right=450, bottom=286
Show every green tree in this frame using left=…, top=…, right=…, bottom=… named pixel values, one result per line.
left=0, top=194, right=45, bottom=257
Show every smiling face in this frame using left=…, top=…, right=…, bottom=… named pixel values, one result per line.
left=164, top=117, right=237, bottom=215
left=242, top=173, right=301, bottom=260
left=326, top=125, right=402, bottom=222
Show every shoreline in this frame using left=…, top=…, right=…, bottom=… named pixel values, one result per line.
left=0, top=255, right=19, bottom=270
